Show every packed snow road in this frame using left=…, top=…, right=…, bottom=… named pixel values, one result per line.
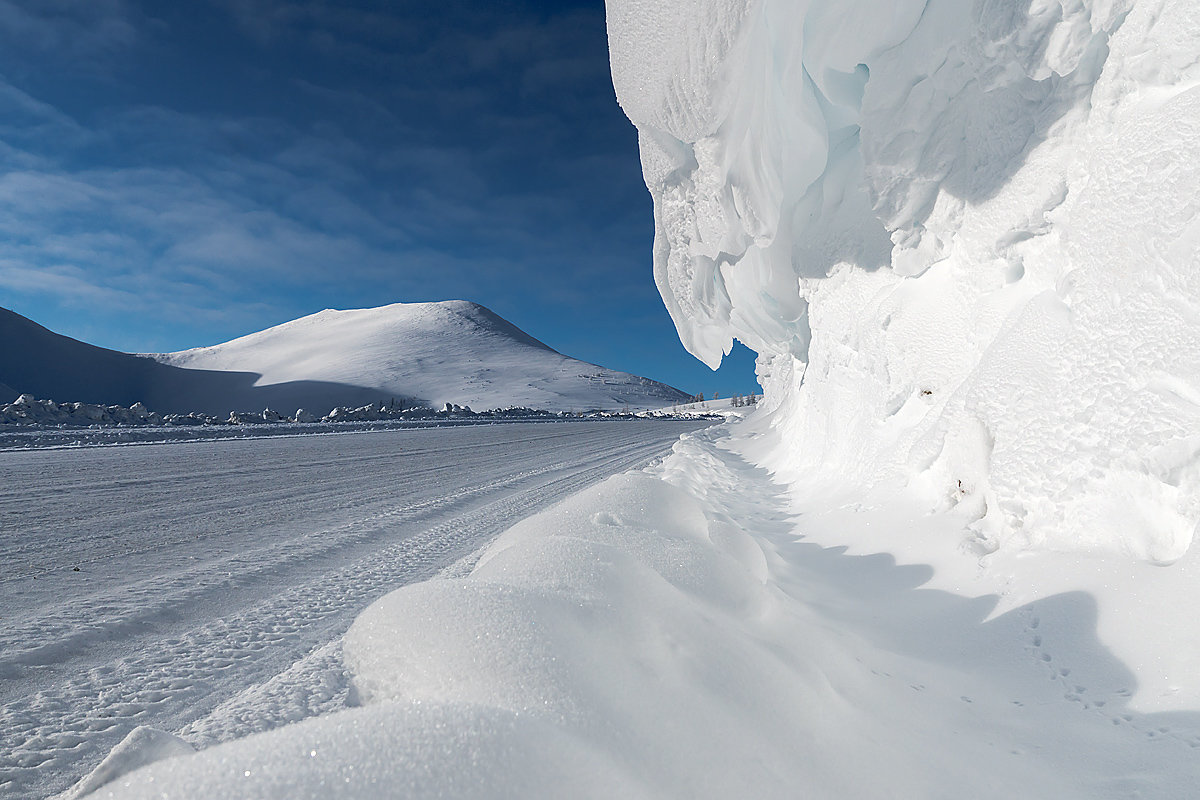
left=0, top=419, right=707, bottom=799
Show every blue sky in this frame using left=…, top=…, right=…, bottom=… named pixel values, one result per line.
left=0, top=0, right=759, bottom=397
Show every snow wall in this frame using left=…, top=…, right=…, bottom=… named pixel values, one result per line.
left=607, top=0, right=1200, bottom=563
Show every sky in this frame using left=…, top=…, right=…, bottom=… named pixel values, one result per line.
left=0, top=0, right=761, bottom=398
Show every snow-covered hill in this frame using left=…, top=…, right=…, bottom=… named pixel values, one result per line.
left=151, top=300, right=687, bottom=413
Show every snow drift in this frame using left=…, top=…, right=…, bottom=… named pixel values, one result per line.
left=607, top=0, right=1200, bottom=563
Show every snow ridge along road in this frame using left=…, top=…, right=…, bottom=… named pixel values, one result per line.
left=0, top=419, right=708, bottom=799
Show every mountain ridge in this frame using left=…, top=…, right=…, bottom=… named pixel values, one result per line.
left=3, top=301, right=688, bottom=415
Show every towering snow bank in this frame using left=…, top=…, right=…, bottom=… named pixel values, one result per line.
left=608, top=0, right=1200, bottom=561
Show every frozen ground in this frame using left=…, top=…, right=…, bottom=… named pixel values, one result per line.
left=0, top=419, right=706, bottom=799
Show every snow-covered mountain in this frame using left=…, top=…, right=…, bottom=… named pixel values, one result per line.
left=1, top=301, right=687, bottom=415
left=152, top=300, right=687, bottom=412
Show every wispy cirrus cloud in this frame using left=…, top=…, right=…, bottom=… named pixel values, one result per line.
left=0, top=0, right=138, bottom=64
left=0, top=1, right=754, bottom=393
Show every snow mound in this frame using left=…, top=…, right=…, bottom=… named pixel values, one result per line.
left=154, top=300, right=687, bottom=413
left=64, top=726, right=193, bottom=799
left=608, top=0, right=1200, bottom=562
left=1, top=395, right=168, bottom=427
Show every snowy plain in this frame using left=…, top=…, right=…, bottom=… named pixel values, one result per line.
left=0, top=419, right=706, bottom=799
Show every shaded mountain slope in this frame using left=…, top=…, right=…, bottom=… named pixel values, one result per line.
left=2, top=302, right=688, bottom=415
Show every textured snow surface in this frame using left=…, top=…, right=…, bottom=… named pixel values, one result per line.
left=154, top=300, right=688, bottom=413
left=88, top=424, right=1200, bottom=799
left=608, top=0, right=1200, bottom=561
left=0, top=421, right=704, bottom=799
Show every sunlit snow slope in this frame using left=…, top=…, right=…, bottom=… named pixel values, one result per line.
left=608, top=0, right=1200, bottom=562
left=154, top=301, right=687, bottom=413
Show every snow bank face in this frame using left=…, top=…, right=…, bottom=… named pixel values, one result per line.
left=608, top=0, right=1200, bottom=561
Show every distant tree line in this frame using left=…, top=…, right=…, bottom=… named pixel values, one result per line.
left=670, top=391, right=759, bottom=410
